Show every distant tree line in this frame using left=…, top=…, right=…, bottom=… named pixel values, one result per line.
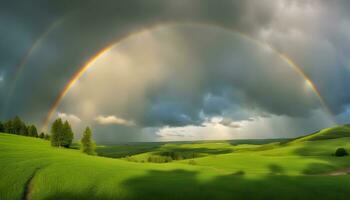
left=1, top=116, right=96, bottom=155
left=146, top=151, right=201, bottom=163
left=160, top=151, right=200, bottom=160
left=0, top=116, right=49, bottom=139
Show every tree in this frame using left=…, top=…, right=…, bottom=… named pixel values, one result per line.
left=81, top=127, right=95, bottom=155
left=7, top=116, right=28, bottom=135
left=39, top=132, right=45, bottom=138
left=19, top=124, right=28, bottom=136
left=44, top=134, right=50, bottom=140
left=12, top=116, right=26, bottom=135
left=335, top=148, right=348, bottom=157
left=62, top=121, right=74, bottom=148
left=4, top=119, right=13, bottom=133
left=28, top=125, right=38, bottom=137
left=51, top=118, right=63, bottom=147
left=50, top=119, right=74, bottom=148
left=0, top=121, right=4, bottom=132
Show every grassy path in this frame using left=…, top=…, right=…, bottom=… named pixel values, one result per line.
left=23, top=168, right=41, bottom=200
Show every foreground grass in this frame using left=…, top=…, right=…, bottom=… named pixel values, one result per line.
left=1, top=131, right=350, bottom=200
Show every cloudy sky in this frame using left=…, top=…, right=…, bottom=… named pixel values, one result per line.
left=1, top=0, right=350, bottom=143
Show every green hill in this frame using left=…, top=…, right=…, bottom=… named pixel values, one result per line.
left=293, top=124, right=350, bottom=142
left=1, top=127, right=350, bottom=200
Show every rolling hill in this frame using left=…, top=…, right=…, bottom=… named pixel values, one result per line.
left=1, top=125, right=350, bottom=200
left=293, top=124, right=350, bottom=142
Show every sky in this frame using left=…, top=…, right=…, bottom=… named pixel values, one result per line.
left=1, top=0, right=350, bottom=143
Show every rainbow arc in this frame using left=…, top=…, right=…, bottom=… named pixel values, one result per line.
left=15, top=23, right=333, bottom=129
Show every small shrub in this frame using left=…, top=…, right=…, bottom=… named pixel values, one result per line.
left=147, top=155, right=173, bottom=163
left=233, top=170, right=245, bottom=176
left=188, top=159, right=197, bottom=165
left=335, top=148, right=348, bottom=157
left=44, top=134, right=50, bottom=140
left=125, top=156, right=138, bottom=162
left=39, top=132, right=45, bottom=138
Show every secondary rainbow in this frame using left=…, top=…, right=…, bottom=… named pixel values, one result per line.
left=3, top=15, right=71, bottom=116
left=42, top=23, right=336, bottom=129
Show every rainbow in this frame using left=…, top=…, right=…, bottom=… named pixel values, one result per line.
left=42, top=44, right=115, bottom=129
left=278, top=53, right=333, bottom=118
left=42, top=23, right=336, bottom=129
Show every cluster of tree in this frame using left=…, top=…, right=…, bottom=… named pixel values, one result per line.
left=50, top=118, right=74, bottom=148
left=1, top=116, right=96, bottom=155
left=0, top=116, right=51, bottom=140
left=0, top=116, right=50, bottom=139
left=146, top=151, right=201, bottom=163
left=39, top=132, right=51, bottom=140
left=50, top=118, right=95, bottom=155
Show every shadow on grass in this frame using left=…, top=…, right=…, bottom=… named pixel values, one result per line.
left=292, top=141, right=350, bottom=175
left=44, top=193, right=102, bottom=200
left=37, top=164, right=350, bottom=200
left=302, top=162, right=336, bottom=175
left=118, top=168, right=349, bottom=200
left=268, top=164, right=285, bottom=175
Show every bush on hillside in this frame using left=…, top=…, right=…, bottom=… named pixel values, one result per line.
left=160, top=151, right=200, bottom=160
left=188, top=159, right=197, bottom=165
left=335, top=148, right=348, bottom=157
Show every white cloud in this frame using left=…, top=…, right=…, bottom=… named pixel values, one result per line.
left=58, top=112, right=81, bottom=123
left=94, top=115, right=135, bottom=126
left=154, top=109, right=334, bottom=142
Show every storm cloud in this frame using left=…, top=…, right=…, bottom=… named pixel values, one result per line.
left=1, top=0, right=350, bottom=142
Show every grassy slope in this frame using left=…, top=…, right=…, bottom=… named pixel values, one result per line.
left=125, top=142, right=235, bottom=162
left=95, top=139, right=287, bottom=159
left=96, top=143, right=161, bottom=158
left=293, top=124, right=350, bottom=142
left=1, top=128, right=350, bottom=200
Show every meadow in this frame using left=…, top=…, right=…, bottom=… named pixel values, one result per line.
left=1, top=125, right=350, bottom=200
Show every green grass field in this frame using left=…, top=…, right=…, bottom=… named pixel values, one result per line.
left=1, top=125, right=350, bottom=200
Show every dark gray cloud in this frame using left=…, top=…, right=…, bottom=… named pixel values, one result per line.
left=0, top=0, right=279, bottom=121
left=59, top=24, right=326, bottom=129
